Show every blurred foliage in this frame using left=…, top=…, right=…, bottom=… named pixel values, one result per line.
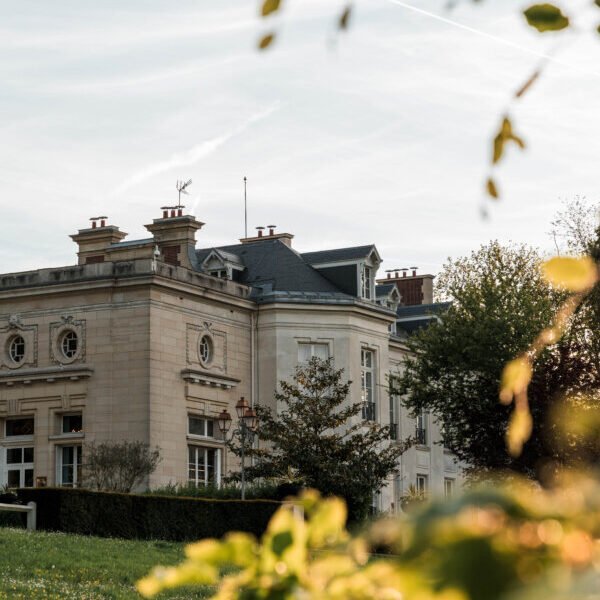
left=139, top=477, right=600, bottom=600
left=149, top=481, right=280, bottom=501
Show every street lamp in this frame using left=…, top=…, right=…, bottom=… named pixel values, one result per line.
left=217, top=397, right=259, bottom=500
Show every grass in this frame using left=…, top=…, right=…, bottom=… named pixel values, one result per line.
left=0, top=527, right=213, bottom=599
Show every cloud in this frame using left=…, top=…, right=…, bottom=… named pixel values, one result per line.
left=111, top=103, right=280, bottom=196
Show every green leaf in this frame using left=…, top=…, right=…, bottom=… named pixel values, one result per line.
left=523, top=4, right=569, bottom=32
left=271, top=531, right=293, bottom=556
left=339, top=5, right=352, bottom=30
left=258, top=33, right=276, bottom=50
left=261, top=0, right=282, bottom=17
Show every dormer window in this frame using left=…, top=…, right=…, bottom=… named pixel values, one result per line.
left=210, top=269, right=227, bottom=279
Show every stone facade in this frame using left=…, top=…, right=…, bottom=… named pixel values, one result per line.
left=0, top=210, right=462, bottom=511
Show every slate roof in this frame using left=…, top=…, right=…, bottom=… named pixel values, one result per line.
left=301, top=245, right=376, bottom=265
left=395, top=302, right=451, bottom=335
left=196, top=239, right=344, bottom=295
left=376, top=283, right=396, bottom=298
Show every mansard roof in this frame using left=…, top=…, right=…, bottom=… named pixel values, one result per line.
left=301, top=245, right=379, bottom=265
left=196, top=239, right=344, bottom=295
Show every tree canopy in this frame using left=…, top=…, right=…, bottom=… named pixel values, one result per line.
left=398, top=235, right=600, bottom=479
left=243, top=357, right=411, bottom=520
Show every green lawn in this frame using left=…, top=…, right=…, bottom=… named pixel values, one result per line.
left=0, top=527, right=212, bottom=599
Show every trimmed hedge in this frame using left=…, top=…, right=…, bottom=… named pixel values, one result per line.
left=17, top=487, right=280, bottom=541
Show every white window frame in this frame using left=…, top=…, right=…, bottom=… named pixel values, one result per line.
left=297, top=342, right=330, bottom=364
left=56, top=445, right=82, bottom=488
left=361, top=265, right=373, bottom=300
left=361, top=348, right=376, bottom=421
left=210, top=269, right=228, bottom=279
left=188, top=445, right=221, bottom=487
left=416, top=473, right=428, bottom=494
left=2, top=446, right=34, bottom=488
left=188, top=416, right=215, bottom=439
left=444, top=478, right=455, bottom=498
left=416, top=410, right=428, bottom=446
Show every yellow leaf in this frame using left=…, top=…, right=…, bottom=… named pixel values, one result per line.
left=499, top=357, right=532, bottom=405
left=261, top=0, right=281, bottom=17
left=541, top=256, right=598, bottom=292
left=506, top=405, right=533, bottom=457
left=258, top=33, right=276, bottom=49
left=308, top=497, right=347, bottom=548
left=486, top=177, right=499, bottom=199
left=492, top=117, right=526, bottom=164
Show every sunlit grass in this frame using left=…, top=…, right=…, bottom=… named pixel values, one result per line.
left=0, top=527, right=212, bottom=599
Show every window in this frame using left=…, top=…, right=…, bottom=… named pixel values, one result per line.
left=416, top=474, right=428, bottom=494
left=4, top=446, right=34, bottom=488
left=361, top=348, right=376, bottom=420
left=188, top=446, right=220, bottom=486
left=298, top=342, right=329, bottom=364
left=198, top=335, right=213, bottom=365
left=188, top=416, right=214, bottom=438
left=416, top=410, right=428, bottom=445
left=361, top=266, right=373, bottom=299
left=210, top=269, right=227, bottom=279
left=61, top=330, right=78, bottom=359
left=6, top=418, right=34, bottom=437
left=8, top=335, right=25, bottom=364
left=58, top=445, right=82, bottom=487
left=62, top=414, right=83, bottom=434
left=444, top=478, right=455, bottom=498
left=389, top=378, right=399, bottom=440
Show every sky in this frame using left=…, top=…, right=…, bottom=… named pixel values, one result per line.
left=0, top=0, right=599, bottom=277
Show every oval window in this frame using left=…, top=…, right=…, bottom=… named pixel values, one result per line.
left=8, top=335, right=26, bottom=364
left=61, top=330, right=79, bottom=359
left=199, top=335, right=213, bottom=365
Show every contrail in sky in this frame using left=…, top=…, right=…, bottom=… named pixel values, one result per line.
left=385, top=0, right=600, bottom=78
left=112, top=103, right=280, bottom=196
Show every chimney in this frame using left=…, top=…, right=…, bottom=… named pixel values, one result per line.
left=376, top=266, right=435, bottom=306
left=71, top=216, right=127, bottom=265
left=145, top=206, right=204, bottom=268
left=240, top=225, right=294, bottom=247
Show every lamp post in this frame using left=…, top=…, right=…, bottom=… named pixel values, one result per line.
left=217, top=397, right=259, bottom=500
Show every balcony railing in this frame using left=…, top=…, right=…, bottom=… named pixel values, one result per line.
left=362, top=402, right=376, bottom=421
left=415, top=426, right=427, bottom=445
left=389, top=423, right=398, bottom=440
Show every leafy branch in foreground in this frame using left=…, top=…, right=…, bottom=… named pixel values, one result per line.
left=138, top=476, right=600, bottom=599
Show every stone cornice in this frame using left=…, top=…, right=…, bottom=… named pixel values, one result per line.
left=0, top=364, right=94, bottom=386
left=181, top=368, right=240, bottom=390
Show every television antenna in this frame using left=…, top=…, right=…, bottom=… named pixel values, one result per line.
left=176, top=179, right=192, bottom=208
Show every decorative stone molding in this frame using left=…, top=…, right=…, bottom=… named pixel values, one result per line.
left=186, top=322, right=227, bottom=373
left=180, top=368, right=239, bottom=390
left=0, top=316, right=38, bottom=370
left=0, top=365, right=93, bottom=387
left=49, top=316, right=86, bottom=365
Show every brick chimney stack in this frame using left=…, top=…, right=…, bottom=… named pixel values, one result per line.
left=377, top=267, right=434, bottom=306
left=145, top=207, right=204, bottom=268
left=239, top=224, right=294, bottom=247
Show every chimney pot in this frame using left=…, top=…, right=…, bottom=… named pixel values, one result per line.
left=177, top=208, right=183, bottom=217
left=100, top=219, right=106, bottom=227
left=92, top=221, right=97, bottom=229
left=163, top=210, right=168, bottom=218
left=387, top=272, right=391, bottom=279
left=256, top=226, right=265, bottom=238
left=267, top=224, right=276, bottom=236
left=170, top=209, right=176, bottom=218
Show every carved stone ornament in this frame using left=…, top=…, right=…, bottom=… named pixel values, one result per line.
left=8, top=315, right=23, bottom=330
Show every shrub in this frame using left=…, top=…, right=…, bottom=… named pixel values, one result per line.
left=16, top=487, right=280, bottom=541
left=149, top=481, right=280, bottom=501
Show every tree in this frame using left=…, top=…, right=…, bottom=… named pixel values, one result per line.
left=82, top=441, right=162, bottom=493
left=241, top=357, right=411, bottom=521
left=397, top=239, right=600, bottom=479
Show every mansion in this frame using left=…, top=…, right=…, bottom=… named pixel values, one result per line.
left=0, top=208, right=461, bottom=511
